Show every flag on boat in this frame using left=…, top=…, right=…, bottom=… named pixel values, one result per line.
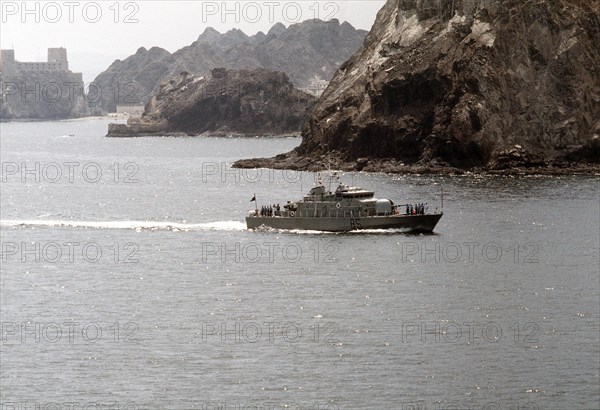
left=250, top=195, right=256, bottom=202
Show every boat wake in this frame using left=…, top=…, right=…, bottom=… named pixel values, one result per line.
left=0, top=219, right=246, bottom=232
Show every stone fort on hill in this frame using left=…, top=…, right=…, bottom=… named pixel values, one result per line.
left=0, top=48, right=81, bottom=81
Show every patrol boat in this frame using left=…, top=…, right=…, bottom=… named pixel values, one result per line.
left=246, top=174, right=443, bottom=233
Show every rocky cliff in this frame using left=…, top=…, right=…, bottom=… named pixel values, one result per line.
left=92, top=19, right=367, bottom=112
left=107, top=68, right=316, bottom=137
left=235, top=0, right=600, bottom=174
left=0, top=71, right=90, bottom=120
left=89, top=46, right=175, bottom=114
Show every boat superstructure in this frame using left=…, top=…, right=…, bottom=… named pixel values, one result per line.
left=246, top=174, right=443, bottom=233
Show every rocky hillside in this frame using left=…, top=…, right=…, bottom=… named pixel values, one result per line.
left=235, top=0, right=600, bottom=174
left=93, top=19, right=367, bottom=112
left=107, top=68, right=316, bottom=137
left=0, top=71, right=90, bottom=120
left=89, top=46, right=175, bottom=114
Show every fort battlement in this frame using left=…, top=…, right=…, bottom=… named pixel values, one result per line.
left=1, top=48, right=70, bottom=76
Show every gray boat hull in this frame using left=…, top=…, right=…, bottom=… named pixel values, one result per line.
left=246, top=213, right=443, bottom=233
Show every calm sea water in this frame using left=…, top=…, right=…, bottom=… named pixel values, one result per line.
left=1, top=119, right=599, bottom=410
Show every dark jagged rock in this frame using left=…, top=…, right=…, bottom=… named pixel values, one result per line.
left=92, top=20, right=367, bottom=112
left=107, top=68, right=316, bottom=137
left=90, top=46, right=174, bottom=113
left=235, top=0, right=600, bottom=174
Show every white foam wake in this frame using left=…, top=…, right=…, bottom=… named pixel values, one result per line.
left=284, top=228, right=413, bottom=235
left=0, top=219, right=246, bottom=232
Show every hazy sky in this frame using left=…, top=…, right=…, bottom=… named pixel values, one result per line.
left=1, top=0, right=386, bottom=82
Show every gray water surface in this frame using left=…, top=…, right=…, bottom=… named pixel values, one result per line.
left=1, top=119, right=599, bottom=409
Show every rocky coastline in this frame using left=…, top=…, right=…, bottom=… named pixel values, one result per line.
left=234, top=147, right=600, bottom=176
left=234, top=0, right=600, bottom=175
left=107, top=68, right=316, bottom=138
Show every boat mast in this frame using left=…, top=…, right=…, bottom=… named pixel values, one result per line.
left=328, top=151, right=332, bottom=193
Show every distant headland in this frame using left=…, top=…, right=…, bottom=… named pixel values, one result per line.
left=0, top=48, right=91, bottom=120
left=107, top=68, right=317, bottom=138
